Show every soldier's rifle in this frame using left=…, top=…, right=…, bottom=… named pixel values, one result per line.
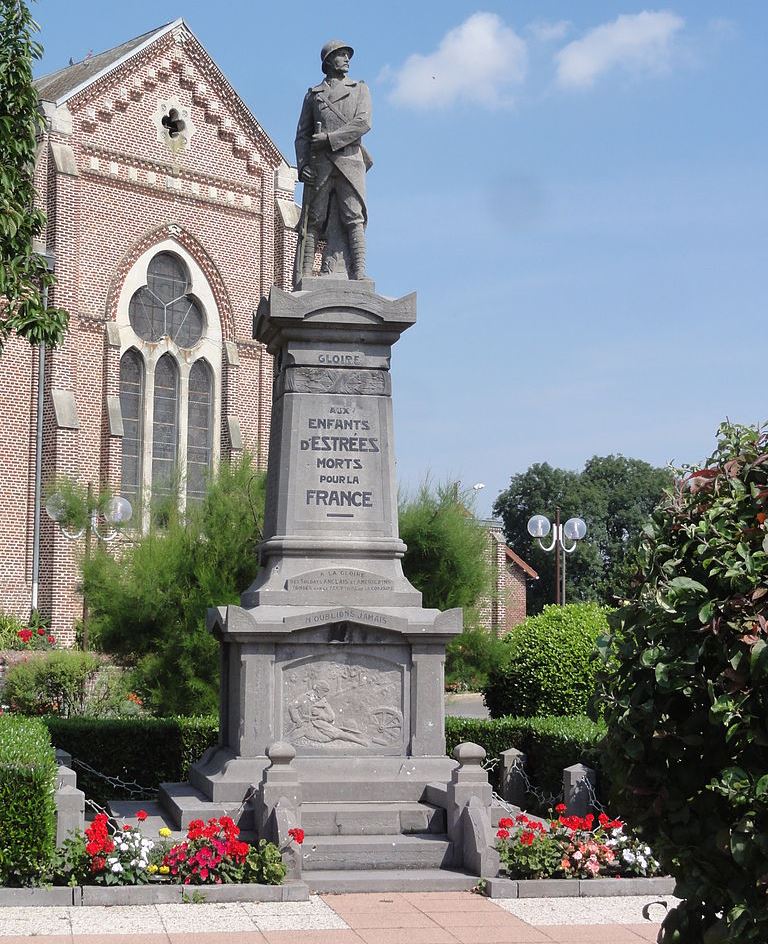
left=297, top=120, right=322, bottom=280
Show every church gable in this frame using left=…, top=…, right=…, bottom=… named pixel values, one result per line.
left=41, top=20, right=284, bottom=190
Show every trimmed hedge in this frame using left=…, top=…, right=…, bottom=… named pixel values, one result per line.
left=483, top=604, right=610, bottom=718
left=42, top=714, right=606, bottom=812
left=0, top=716, right=57, bottom=886
left=445, top=714, right=607, bottom=806
left=43, top=716, right=218, bottom=805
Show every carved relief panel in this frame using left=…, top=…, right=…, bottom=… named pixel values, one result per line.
left=277, top=646, right=407, bottom=755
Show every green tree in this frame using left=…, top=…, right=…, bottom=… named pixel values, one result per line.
left=83, top=456, right=266, bottom=715
left=399, top=481, right=496, bottom=690
left=0, top=0, right=68, bottom=350
left=596, top=422, right=768, bottom=943
left=493, top=456, right=672, bottom=612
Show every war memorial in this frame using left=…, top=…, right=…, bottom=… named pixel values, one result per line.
left=155, top=39, right=500, bottom=890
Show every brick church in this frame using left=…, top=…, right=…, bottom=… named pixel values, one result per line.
left=1, top=19, right=534, bottom=643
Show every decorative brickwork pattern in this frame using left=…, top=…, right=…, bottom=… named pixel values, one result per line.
left=0, top=22, right=298, bottom=642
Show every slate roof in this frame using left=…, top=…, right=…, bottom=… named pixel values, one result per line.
left=35, top=21, right=178, bottom=104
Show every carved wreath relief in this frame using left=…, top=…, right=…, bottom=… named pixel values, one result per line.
left=284, top=366, right=387, bottom=395
left=283, top=653, right=403, bottom=751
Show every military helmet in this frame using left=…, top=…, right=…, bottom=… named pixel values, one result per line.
left=320, top=40, right=354, bottom=65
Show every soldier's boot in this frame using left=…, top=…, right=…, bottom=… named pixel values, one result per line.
left=347, top=224, right=367, bottom=280
left=302, top=230, right=317, bottom=279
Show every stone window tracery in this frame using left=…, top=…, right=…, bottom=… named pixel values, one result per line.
left=116, top=242, right=223, bottom=527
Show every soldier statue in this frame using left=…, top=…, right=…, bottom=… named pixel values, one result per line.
left=294, top=40, right=372, bottom=286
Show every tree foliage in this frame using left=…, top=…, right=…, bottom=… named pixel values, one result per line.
left=597, top=422, right=768, bottom=943
left=0, top=0, right=68, bottom=351
left=83, top=456, right=266, bottom=715
left=493, top=455, right=672, bottom=612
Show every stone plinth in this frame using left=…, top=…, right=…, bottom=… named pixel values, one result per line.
left=181, top=282, right=462, bottom=816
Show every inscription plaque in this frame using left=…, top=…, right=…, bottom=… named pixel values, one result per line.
left=282, top=653, right=404, bottom=752
left=286, top=568, right=394, bottom=593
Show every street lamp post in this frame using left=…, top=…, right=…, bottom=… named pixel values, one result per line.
left=45, top=484, right=132, bottom=649
left=527, top=509, right=587, bottom=605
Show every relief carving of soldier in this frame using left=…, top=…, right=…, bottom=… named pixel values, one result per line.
left=294, top=40, right=372, bottom=285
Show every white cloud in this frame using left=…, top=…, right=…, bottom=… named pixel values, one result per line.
left=555, top=10, right=685, bottom=89
left=527, top=19, right=572, bottom=43
left=385, top=12, right=527, bottom=109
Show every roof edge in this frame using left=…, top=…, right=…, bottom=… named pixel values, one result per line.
left=44, top=18, right=184, bottom=107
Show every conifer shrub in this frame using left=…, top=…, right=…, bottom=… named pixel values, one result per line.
left=597, top=422, right=768, bottom=943
left=483, top=603, right=610, bottom=717
left=0, top=716, right=57, bottom=886
left=82, top=457, right=266, bottom=715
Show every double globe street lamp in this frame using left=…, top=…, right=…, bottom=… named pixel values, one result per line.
left=45, top=485, right=133, bottom=648
left=527, top=509, right=587, bottom=605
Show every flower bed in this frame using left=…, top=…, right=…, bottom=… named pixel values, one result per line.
left=50, top=811, right=302, bottom=890
left=495, top=807, right=661, bottom=881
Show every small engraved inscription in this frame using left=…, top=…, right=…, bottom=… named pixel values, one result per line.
left=283, top=654, right=403, bottom=750
left=287, top=568, right=394, bottom=593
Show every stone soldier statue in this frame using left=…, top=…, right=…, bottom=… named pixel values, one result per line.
left=294, top=40, right=373, bottom=285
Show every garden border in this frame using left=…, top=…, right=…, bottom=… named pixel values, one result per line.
left=0, top=881, right=309, bottom=907
left=484, top=875, right=675, bottom=899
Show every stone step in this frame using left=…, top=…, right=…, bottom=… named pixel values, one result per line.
left=108, top=800, right=186, bottom=841
left=157, top=782, right=231, bottom=830
left=300, top=801, right=446, bottom=836
left=304, top=867, right=479, bottom=893
left=300, top=833, right=455, bottom=871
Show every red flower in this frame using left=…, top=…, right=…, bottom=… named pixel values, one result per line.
left=90, top=856, right=106, bottom=873
left=496, top=828, right=510, bottom=840
left=555, top=803, right=567, bottom=813
left=37, top=627, right=46, bottom=636
left=598, top=813, right=610, bottom=827
left=47, top=635, right=55, bottom=644
left=17, top=628, right=33, bottom=644
left=136, top=809, right=148, bottom=822
left=520, top=831, right=535, bottom=846
left=288, top=827, right=305, bottom=844
left=498, top=817, right=514, bottom=829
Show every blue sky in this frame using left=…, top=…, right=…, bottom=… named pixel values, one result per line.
left=34, top=2, right=766, bottom=517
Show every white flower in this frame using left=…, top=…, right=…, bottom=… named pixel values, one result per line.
left=111, top=863, right=123, bottom=873
left=622, top=850, right=636, bottom=863
left=572, top=851, right=583, bottom=861
left=638, top=856, right=648, bottom=870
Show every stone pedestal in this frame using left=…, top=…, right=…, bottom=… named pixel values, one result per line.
left=183, top=281, right=463, bottom=816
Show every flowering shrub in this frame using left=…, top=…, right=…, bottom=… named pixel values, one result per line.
left=163, top=816, right=248, bottom=884
left=84, top=812, right=154, bottom=885
left=495, top=806, right=660, bottom=880
left=14, top=625, right=55, bottom=650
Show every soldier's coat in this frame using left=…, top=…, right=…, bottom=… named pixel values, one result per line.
left=295, top=77, right=373, bottom=219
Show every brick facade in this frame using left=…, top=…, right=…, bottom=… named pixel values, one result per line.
left=477, top=522, right=538, bottom=636
left=0, top=21, right=298, bottom=642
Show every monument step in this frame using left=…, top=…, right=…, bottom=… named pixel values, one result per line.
left=301, top=801, right=446, bottom=836
left=108, top=800, right=186, bottom=840
left=304, top=867, right=479, bottom=893
left=158, top=782, right=231, bottom=829
left=300, top=833, right=455, bottom=871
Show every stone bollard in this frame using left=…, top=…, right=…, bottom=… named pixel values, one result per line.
left=562, top=763, right=597, bottom=817
left=446, top=742, right=498, bottom=877
left=257, top=742, right=302, bottom=829
left=500, top=748, right=527, bottom=808
left=54, top=762, right=85, bottom=846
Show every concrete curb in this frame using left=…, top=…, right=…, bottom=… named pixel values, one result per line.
left=484, top=875, right=676, bottom=899
left=0, top=882, right=309, bottom=908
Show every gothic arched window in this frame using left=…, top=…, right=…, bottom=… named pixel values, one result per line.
left=119, top=348, right=144, bottom=504
left=186, top=359, right=213, bottom=503
left=116, top=245, right=222, bottom=526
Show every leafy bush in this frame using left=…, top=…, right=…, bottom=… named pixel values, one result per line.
left=597, top=422, right=768, bottom=943
left=483, top=603, right=610, bottom=717
left=0, top=611, right=24, bottom=648
left=3, top=651, right=129, bottom=716
left=0, top=716, right=57, bottom=886
left=43, top=716, right=218, bottom=804
left=83, top=456, right=266, bottom=715
left=445, top=714, right=606, bottom=805
left=445, top=628, right=508, bottom=692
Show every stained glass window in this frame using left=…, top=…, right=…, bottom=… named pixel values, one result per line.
left=186, top=359, right=213, bottom=503
left=119, top=348, right=144, bottom=505
left=152, top=353, right=179, bottom=495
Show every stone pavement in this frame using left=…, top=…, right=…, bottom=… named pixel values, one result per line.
left=0, top=890, right=674, bottom=942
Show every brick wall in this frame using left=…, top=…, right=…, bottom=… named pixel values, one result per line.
left=477, top=523, right=536, bottom=636
left=0, top=24, right=297, bottom=641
